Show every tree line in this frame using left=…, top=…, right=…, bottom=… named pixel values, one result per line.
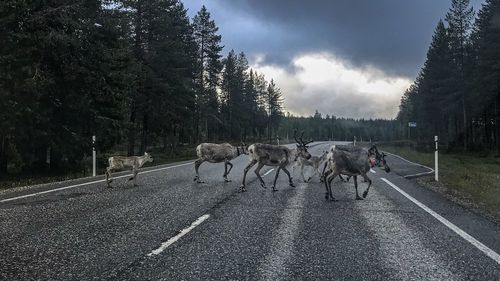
left=0, top=1, right=285, bottom=174
left=396, top=0, right=500, bottom=152
left=276, top=111, right=400, bottom=144
left=3, top=0, right=498, bottom=176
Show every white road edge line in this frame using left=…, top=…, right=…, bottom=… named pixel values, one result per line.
left=147, top=214, right=210, bottom=257
left=383, top=151, right=434, bottom=178
left=381, top=177, right=500, bottom=265
left=0, top=162, right=193, bottom=203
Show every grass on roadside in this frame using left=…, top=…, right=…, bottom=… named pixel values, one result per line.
left=383, top=146, right=500, bottom=219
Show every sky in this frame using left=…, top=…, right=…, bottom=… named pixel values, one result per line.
left=183, top=0, right=485, bottom=119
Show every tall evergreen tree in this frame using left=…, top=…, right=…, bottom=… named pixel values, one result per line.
left=192, top=6, right=223, bottom=141
left=0, top=0, right=128, bottom=173
left=416, top=20, right=454, bottom=143
left=445, top=0, right=475, bottom=150
left=122, top=0, right=197, bottom=154
left=265, top=79, right=284, bottom=140
left=472, top=0, right=500, bottom=149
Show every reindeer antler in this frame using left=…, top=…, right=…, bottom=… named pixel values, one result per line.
left=294, top=129, right=301, bottom=145
left=299, top=131, right=306, bottom=146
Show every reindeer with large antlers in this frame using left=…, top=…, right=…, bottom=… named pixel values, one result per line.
left=240, top=131, right=312, bottom=192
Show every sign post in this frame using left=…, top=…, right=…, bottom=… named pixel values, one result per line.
left=92, top=135, right=96, bottom=177
left=435, top=135, right=439, bottom=182
left=408, top=122, right=417, bottom=139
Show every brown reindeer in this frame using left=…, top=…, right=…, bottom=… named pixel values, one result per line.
left=194, top=143, right=248, bottom=183
left=240, top=131, right=312, bottom=192
left=322, top=145, right=390, bottom=201
left=105, top=152, right=153, bottom=188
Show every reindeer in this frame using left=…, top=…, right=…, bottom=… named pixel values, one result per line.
left=240, top=131, right=312, bottom=192
left=321, top=144, right=389, bottom=182
left=322, top=145, right=390, bottom=201
left=194, top=143, right=248, bottom=183
left=105, top=152, right=153, bottom=188
left=295, top=150, right=328, bottom=182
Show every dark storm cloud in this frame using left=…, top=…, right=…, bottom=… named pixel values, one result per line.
left=185, top=0, right=484, bottom=77
left=183, top=0, right=485, bottom=118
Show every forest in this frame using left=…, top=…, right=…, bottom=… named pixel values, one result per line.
left=396, top=0, right=500, bottom=152
left=0, top=0, right=499, bottom=176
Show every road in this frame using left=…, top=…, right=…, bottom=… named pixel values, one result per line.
left=1, top=142, right=499, bottom=280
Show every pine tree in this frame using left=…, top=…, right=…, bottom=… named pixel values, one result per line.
left=0, top=0, right=129, bottom=173
left=472, top=0, right=500, bottom=150
left=192, top=6, right=223, bottom=141
left=122, top=0, right=197, bottom=153
left=445, top=0, right=475, bottom=150
left=266, top=79, right=284, bottom=140
left=416, top=20, right=454, bottom=143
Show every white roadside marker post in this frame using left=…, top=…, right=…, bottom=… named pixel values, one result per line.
left=92, top=135, right=96, bottom=177
left=435, top=135, right=438, bottom=182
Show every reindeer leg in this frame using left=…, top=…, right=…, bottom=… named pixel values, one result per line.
left=271, top=167, right=281, bottom=191
left=240, top=160, right=257, bottom=192
left=338, top=174, right=345, bottom=182
left=132, top=167, right=139, bottom=187
left=281, top=166, right=295, bottom=187
left=194, top=159, right=205, bottom=183
left=301, top=164, right=308, bottom=182
left=254, top=162, right=267, bottom=189
left=224, top=161, right=233, bottom=182
left=223, top=161, right=228, bottom=181
left=128, top=167, right=135, bottom=181
left=362, top=173, right=372, bottom=198
left=353, top=175, right=363, bottom=200
left=323, top=169, right=331, bottom=199
left=314, top=166, right=322, bottom=182
left=106, top=168, right=113, bottom=188
left=320, top=162, right=328, bottom=183
left=310, top=164, right=319, bottom=182
left=326, top=172, right=337, bottom=201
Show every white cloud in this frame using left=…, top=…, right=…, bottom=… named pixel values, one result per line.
left=251, top=53, right=412, bottom=119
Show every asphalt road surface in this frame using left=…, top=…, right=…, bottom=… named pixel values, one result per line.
left=1, top=142, right=499, bottom=280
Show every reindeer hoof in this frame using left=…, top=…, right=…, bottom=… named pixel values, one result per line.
left=355, top=196, right=363, bottom=200
left=325, top=193, right=329, bottom=200
left=330, top=197, right=337, bottom=201
left=108, top=179, right=114, bottom=184
left=224, top=178, right=232, bottom=182
left=290, top=182, right=296, bottom=187
left=363, top=191, right=368, bottom=198
left=107, top=185, right=113, bottom=189
left=272, top=186, right=278, bottom=192
left=239, top=186, right=247, bottom=192
left=307, top=177, right=312, bottom=182
left=261, top=183, right=267, bottom=189
left=128, top=177, right=134, bottom=181
left=193, top=177, right=198, bottom=182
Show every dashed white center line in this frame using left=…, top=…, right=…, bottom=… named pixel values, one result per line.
left=147, top=214, right=210, bottom=257
left=381, top=178, right=500, bottom=265
left=263, top=168, right=275, bottom=176
left=370, top=169, right=376, bottom=173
